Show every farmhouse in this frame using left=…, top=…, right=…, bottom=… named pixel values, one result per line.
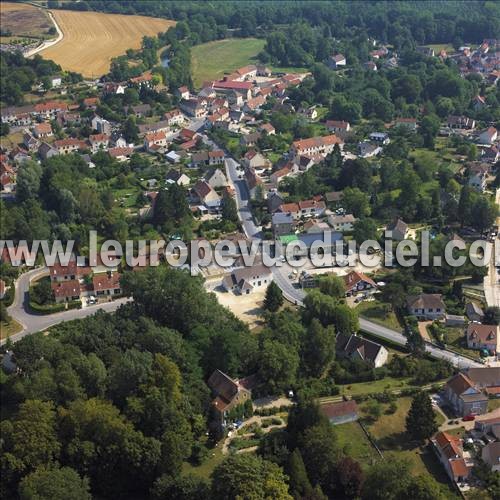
left=320, top=400, right=359, bottom=425
left=291, top=135, right=343, bottom=158
left=208, top=369, right=253, bottom=432
left=53, top=138, right=86, bottom=155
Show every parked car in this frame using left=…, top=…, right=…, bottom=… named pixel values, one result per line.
left=463, top=415, right=476, bottom=421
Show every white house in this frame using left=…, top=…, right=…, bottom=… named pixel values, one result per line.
left=222, top=264, right=273, bottom=295
left=407, top=293, right=446, bottom=320
left=478, top=127, right=498, bottom=145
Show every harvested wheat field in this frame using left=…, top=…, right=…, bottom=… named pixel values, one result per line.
left=1, top=2, right=53, bottom=38
left=40, top=10, right=175, bottom=77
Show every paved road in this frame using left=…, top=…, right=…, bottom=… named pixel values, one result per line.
left=218, top=136, right=481, bottom=369
left=2, top=267, right=128, bottom=345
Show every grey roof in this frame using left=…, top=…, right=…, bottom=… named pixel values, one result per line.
left=336, top=333, right=384, bottom=364
left=465, top=302, right=484, bottom=318
left=272, top=212, right=293, bottom=225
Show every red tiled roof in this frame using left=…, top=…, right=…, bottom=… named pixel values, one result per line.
left=34, top=122, right=52, bottom=134
left=343, top=271, right=377, bottom=291
left=92, top=272, right=121, bottom=292
left=279, top=202, right=300, bottom=213
left=320, top=400, right=358, bottom=419
left=213, top=80, right=253, bottom=90
left=51, top=279, right=81, bottom=299
left=293, top=134, right=343, bottom=151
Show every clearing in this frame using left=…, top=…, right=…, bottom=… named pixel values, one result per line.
left=191, top=38, right=307, bottom=88
left=0, top=2, right=53, bottom=39
left=191, top=38, right=266, bottom=88
left=40, top=10, right=175, bottom=77
left=213, top=288, right=266, bottom=329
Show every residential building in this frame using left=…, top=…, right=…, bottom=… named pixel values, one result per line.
left=53, top=138, right=86, bottom=155
left=165, top=170, right=190, bottom=187
left=407, top=293, right=446, bottom=320
left=89, top=133, right=109, bottom=153
left=259, top=123, right=275, bottom=135
left=138, top=121, right=170, bottom=137
left=468, top=163, right=488, bottom=192
left=358, top=141, right=382, bottom=158
left=244, top=167, right=266, bottom=199
left=163, top=108, right=184, bottom=126
left=33, top=122, right=53, bottom=139
left=478, top=127, right=497, bottom=145
left=179, top=98, right=207, bottom=118
left=482, top=443, right=500, bottom=473
left=465, top=302, right=484, bottom=322
left=222, top=264, right=272, bottom=294
left=303, top=219, right=330, bottom=234
left=369, top=132, right=390, bottom=144
left=203, top=168, right=228, bottom=189
left=343, top=271, right=377, bottom=296
left=23, top=132, right=40, bottom=152
left=129, top=72, right=153, bottom=88
left=328, top=213, right=356, bottom=231
left=466, top=323, right=498, bottom=354
left=336, top=333, right=389, bottom=368
left=326, top=53, right=347, bottom=69
left=244, top=150, right=270, bottom=169
left=291, top=134, right=343, bottom=158
left=325, top=191, right=344, bottom=207
left=38, top=142, right=59, bottom=160
left=190, top=150, right=225, bottom=168
left=465, top=367, right=500, bottom=396
left=207, top=369, right=253, bottom=432
left=447, top=115, right=476, bottom=130
left=270, top=164, right=293, bottom=185
left=320, top=400, right=359, bottom=425
left=431, top=431, right=472, bottom=485
left=298, top=199, right=326, bottom=218
left=326, top=120, right=350, bottom=133
left=192, top=180, right=221, bottom=209
left=108, top=146, right=133, bottom=162
left=472, top=95, right=486, bottom=110
left=175, top=86, right=190, bottom=100
left=278, top=202, right=300, bottom=220
left=240, top=132, right=261, bottom=148
left=386, top=218, right=408, bottom=240
left=92, top=272, right=122, bottom=297
left=91, top=115, right=112, bottom=135
left=443, top=372, right=489, bottom=417
left=211, top=79, right=253, bottom=101
left=144, top=131, right=168, bottom=153
left=267, top=192, right=284, bottom=213
left=394, top=118, right=418, bottom=131
left=272, top=212, right=294, bottom=238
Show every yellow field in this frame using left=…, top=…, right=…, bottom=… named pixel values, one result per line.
left=40, top=10, right=175, bottom=77
left=1, top=2, right=39, bottom=12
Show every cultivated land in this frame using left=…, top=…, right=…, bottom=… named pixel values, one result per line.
left=0, top=2, right=53, bottom=39
left=40, top=10, right=175, bottom=77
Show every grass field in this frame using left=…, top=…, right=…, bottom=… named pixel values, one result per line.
left=0, top=319, right=23, bottom=340
left=191, top=38, right=265, bottom=88
left=367, top=397, right=459, bottom=496
left=335, top=421, right=379, bottom=466
left=0, top=2, right=53, bottom=39
left=41, top=10, right=175, bottom=77
left=355, top=300, right=402, bottom=331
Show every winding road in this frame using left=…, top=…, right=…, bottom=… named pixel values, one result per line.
left=25, top=10, right=64, bottom=58
left=221, top=143, right=481, bottom=369
left=2, top=267, right=128, bottom=346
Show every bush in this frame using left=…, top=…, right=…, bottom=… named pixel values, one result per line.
left=29, top=300, right=81, bottom=315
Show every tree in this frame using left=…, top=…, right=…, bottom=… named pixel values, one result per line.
left=0, top=302, right=11, bottom=323
left=16, top=161, right=42, bottom=203
left=122, top=116, right=139, bottom=143
left=287, top=449, right=313, bottom=498
left=221, top=196, right=238, bottom=223
left=483, top=307, right=500, bottom=325
left=405, top=392, right=437, bottom=442
left=264, top=281, right=284, bottom=313
left=318, top=275, right=345, bottom=299
left=151, top=474, right=209, bottom=500
left=352, top=217, right=378, bottom=245
left=211, top=454, right=292, bottom=500
left=337, top=457, right=365, bottom=499
left=19, top=467, right=91, bottom=500
left=259, top=339, right=299, bottom=393
left=303, top=319, right=335, bottom=377
left=419, top=114, right=440, bottom=148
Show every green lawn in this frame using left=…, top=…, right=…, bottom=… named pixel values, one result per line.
left=443, top=327, right=482, bottom=361
left=355, top=300, right=403, bottom=331
left=335, top=421, right=379, bottom=466
left=367, top=397, right=460, bottom=497
left=0, top=319, right=23, bottom=340
left=336, top=376, right=415, bottom=398
left=191, top=38, right=266, bottom=88
left=182, top=444, right=225, bottom=480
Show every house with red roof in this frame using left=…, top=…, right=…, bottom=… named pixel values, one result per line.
left=431, top=431, right=472, bottom=485
left=144, top=131, right=168, bottom=153
left=320, top=400, right=359, bottom=425
left=291, top=134, right=343, bottom=158
left=33, top=122, right=53, bottom=139
left=466, top=323, right=498, bottom=354
left=443, top=372, right=488, bottom=417
left=343, top=271, right=377, bottom=296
